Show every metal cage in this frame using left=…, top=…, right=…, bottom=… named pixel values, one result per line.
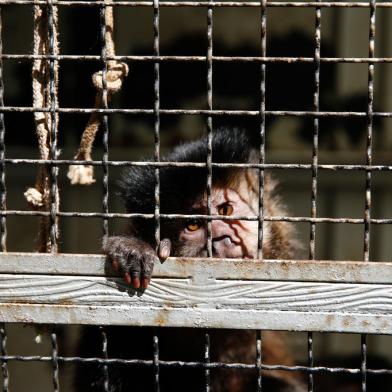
left=0, top=0, right=391, bottom=391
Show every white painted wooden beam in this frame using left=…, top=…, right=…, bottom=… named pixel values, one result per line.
left=1, top=252, right=392, bottom=283
left=0, top=253, right=390, bottom=333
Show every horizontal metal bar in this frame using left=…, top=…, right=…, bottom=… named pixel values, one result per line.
left=2, top=54, right=392, bottom=63
left=2, top=210, right=392, bottom=224
left=0, top=253, right=392, bottom=283
left=1, top=304, right=392, bottom=333
left=2, top=106, right=392, bottom=118
left=2, top=1, right=392, bottom=8
left=0, top=354, right=389, bottom=375
left=2, top=158, right=392, bottom=172
left=0, top=254, right=390, bottom=332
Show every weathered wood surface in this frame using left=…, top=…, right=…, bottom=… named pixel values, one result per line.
left=0, top=252, right=391, bottom=333
left=2, top=252, right=392, bottom=283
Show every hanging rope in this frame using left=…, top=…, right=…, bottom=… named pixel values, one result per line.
left=67, top=0, right=128, bottom=185
left=24, top=5, right=60, bottom=252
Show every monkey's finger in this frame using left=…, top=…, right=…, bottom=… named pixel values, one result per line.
left=131, top=270, right=141, bottom=289
left=124, top=272, right=132, bottom=285
left=112, top=260, right=119, bottom=272
left=132, top=277, right=141, bottom=289
left=158, top=238, right=171, bottom=262
left=141, top=277, right=150, bottom=289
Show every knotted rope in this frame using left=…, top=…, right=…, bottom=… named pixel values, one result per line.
left=67, top=0, right=128, bottom=185
left=24, top=5, right=60, bottom=253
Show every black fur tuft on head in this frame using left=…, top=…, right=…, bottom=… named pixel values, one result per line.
left=119, top=128, right=254, bottom=215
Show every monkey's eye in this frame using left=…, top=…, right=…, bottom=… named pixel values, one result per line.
left=186, top=220, right=202, bottom=232
left=218, top=204, right=234, bottom=216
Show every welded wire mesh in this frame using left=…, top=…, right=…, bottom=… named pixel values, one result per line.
left=0, top=1, right=390, bottom=391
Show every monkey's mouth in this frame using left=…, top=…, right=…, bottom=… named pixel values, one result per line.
left=213, top=235, right=238, bottom=246
left=212, top=235, right=243, bottom=258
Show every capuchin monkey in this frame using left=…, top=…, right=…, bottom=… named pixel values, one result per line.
left=75, top=129, right=305, bottom=392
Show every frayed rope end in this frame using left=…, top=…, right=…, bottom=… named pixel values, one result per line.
left=24, top=187, right=44, bottom=207
left=67, top=164, right=96, bottom=185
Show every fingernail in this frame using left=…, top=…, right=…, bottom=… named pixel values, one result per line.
left=132, top=277, right=141, bottom=289
left=141, top=278, right=150, bottom=289
left=124, top=272, right=131, bottom=285
left=158, top=238, right=171, bottom=262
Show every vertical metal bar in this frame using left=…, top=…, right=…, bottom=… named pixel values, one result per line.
left=47, top=0, right=59, bottom=253
left=153, top=0, right=161, bottom=251
left=100, top=1, right=110, bottom=239
left=364, top=0, right=376, bottom=263
left=308, top=2, right=321, bottom=390
left=256, top=330, right=262, bottom=392
left=100, top=327, right=109, bottom=392
left=361, top=334, right=367, bottom=392
left=307, top=332, right=314, bottom=392
left=153, top=333, right=160, bottom=392
left=310, top=0, right=321, bottom=261
left=204, top=332, right=210, bottom=392
left=206, top=0, right=213, bottom=258
left=361, top=0, right=376, bottom=390
left=0, top=13, right=8, bottom=391
left=51, top=330, right=60, bottom=392
left=257, top=1, right=267, bottom=388
left=258, top=0, right=267, bottom=259
left=0, top=9, right=6, bottom=253
left=0, top=324, right=8, bottom=392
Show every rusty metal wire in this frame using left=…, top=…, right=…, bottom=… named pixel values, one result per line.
left=206, top=0, right=213, bottom=259
left=204, top=332, right=210, bottom=392
left=256, top=330, right=262, bottom=392
left=257, top=0, right=266, bottom=261
left=0, top=9, right=6, bottom=254
left=153, top=333, right=160, bottom=392
left=3, top=54, right=392, bottom=62
left=100, top=1, right=110, bottom=240
left=3, top=159, right=392, bottom=171
left=360, top=0, right=377, bottom=388
left=100, top=327, right=110, bottom=392
left=2, top=0, right=392, bottom=7
left=47, top=0, right=59, bottom=253
left=1, top=209, right=392, bottom=225
left=51, top=331, right=60, bottom=392
left=0, top=324, right=8, bottom=392
left=1, top=106, right=392, bottom=117
left=0, top=353, right=391, bottom=375
left=153, top=0, right=161, bottom=254
left=4, top=104, right=392, bottom=124
left=307, top=1, right=321, bottom=389
left=257, top=1, right=267, bottom=388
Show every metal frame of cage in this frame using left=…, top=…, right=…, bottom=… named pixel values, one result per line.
left=0, top=0, right=391, bottom=391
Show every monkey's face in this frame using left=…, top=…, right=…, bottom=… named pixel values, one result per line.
left=175, top=187, right=258, bottom=259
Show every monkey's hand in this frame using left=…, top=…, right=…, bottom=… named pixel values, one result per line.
left=103, top=236, right=171, bottom=289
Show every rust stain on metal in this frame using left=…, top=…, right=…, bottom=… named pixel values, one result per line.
left=361, top=320, right=370, bottom=328
left=154, top=308, right=170, bottom=326
left=326, top=314, right=335, bottom=326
